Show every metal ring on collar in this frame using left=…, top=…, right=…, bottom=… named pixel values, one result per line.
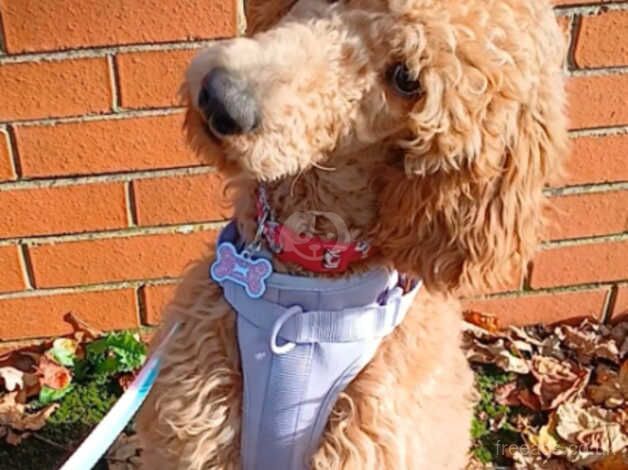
left=269, top=305, right=302, bottom=355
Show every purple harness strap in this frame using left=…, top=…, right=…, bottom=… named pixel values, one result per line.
left=215, top=223, right=420, bottom=469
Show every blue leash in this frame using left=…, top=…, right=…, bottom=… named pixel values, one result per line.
left=59, top=321, right=180, bottom=470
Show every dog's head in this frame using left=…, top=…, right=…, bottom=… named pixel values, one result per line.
left=183, top=0, right=568, bottom=293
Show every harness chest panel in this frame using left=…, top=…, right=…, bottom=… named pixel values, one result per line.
left=214, top=223, right=419, bottom=470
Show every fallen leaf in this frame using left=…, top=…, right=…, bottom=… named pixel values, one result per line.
left=106, top=433, right=142, bottom=470
left=555, top=322, right=620, bottom=365
left=495, top=381, right=521, bottom=406
left=36, top=356, right=71, bottom=390
left=65, top=312, right=102, bottom=340
left=590, top=450, right=628, bottom=470
left=465, top=338, right=530, bottom=374
left=555, top=401, right=628, bottom=456
left=0, top=367, right=25, bottom=392
left=587, top=361, right=627, bottom=409
left=511, top=450, right=570, bottom=470
left=530, top=414, right=561, bottom=457
left=531, top=356, right=590, bottom=410
left=464, top=310, right=501, bottom=334
left=0, top=392, right=58, bottom=444
left=46, top=338, right=79, bottom=367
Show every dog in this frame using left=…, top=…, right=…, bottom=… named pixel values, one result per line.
left=136, top=0, right=567, bottom=468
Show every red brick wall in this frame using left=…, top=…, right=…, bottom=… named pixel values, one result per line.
left=466, top=1, right=628, bottom=326
left=0, top=0, right=238, bottom=343
left=0, top=1, right=626, bottom=344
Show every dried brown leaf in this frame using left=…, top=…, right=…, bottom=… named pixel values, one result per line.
left=556, top=401, right=628, bottom=456
left=466, top=338, right=530, bottom=374
left=106, top=433, right=142, bottom=470
left=0, top=392, right=58, bottom=444
left=36, top=356, right=71, bottom=390
left=531, top=356, right=590, bottom=410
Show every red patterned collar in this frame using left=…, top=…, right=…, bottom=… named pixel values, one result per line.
left=253, top=185, right=376, bottom=273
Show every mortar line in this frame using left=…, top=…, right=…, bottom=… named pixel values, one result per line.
left=236, top=0, right=248, bottom=36
left=540, top=231, right=628, bottom=249
left=565, top=13, right=580, bottom=72
left=0, top=220, right=227, bottom=246
left=0, top=39, right=220, bottom=65
left=136, top=285, right=149, bottom=325
left=522, top=261, right=534, bottom=292
left=0, top=324, right=153, bottom=346
left=0, top=9, right=7, bottom=56
left=125, top=181, right=139, bottom=227
left=17, top=244, right=35, bottom=290
left=545, top=181, right=628, bottom=196
left=569, top=125, right=628, bottom=137
left=467, top=280, right=621, bottom=302
left=0, top=126, right=17, bottom=179
left=554, top=2, right=628, bottom=15
left=4, top=125, right=22, bottom=179
left=0, top=106, right=184, bottom=127
left=567, top=65, right=628, bottom=77
left=107, top=54, right=121, bottom=112
left=0, top=277, right=181, bottom=301
left=601, top=284, right=618, bottom=323
left=0, top=165, right=214, bottom=190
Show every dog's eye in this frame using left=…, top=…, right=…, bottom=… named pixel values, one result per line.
left=388, top=63, right=422, bottom=98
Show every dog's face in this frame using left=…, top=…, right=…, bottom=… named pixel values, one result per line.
left=184, top=0, right=567, bottom=293
left=184, top=0, right=434, bottom=180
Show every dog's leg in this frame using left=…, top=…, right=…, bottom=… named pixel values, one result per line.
left=136, top=261, right=242, bottom=470
left=313, top=293, right=474, bottom=470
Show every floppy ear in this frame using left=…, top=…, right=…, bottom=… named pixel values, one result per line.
left=245, top=0, right=295, bottom=35
left=374, top=32, right=568, bottom=295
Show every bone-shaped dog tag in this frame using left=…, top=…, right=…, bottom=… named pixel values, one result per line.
left=210, top=242, right=272, bottom=298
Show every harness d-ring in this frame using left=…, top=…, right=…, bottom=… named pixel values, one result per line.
left=270, top=305, right=302, bottom=355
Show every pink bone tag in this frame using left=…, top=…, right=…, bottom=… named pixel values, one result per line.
left=210, top=242, right=273, bottom=298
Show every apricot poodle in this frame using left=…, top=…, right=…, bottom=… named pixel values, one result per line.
left=136, top=0, right=567, bottom=468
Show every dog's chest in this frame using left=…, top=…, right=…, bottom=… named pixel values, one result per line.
left=213, top=223, right=420, bottom=469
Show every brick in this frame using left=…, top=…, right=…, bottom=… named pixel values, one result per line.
left=611, top=284, right=628, bottom=321
left=0, top=0, right=236, bottom=53
left=463, top=288, right=608, bottom=326
left=0, top=129, right=15, bottom=181
left=575, top=10, right=628, bottom=68
left=0, top=183, right=127, bottom=239
left=0, top=246, right=26, bottom=294
left=530, top=239, right=628, bottom=288
left=565, top=134, right=628, bottom=185
left=133, top=172, right=230, bottom=226
left=116, top=49, right=197, bottom=109
left=29, top=230, right=217, bottom=288
left=567, top=74, right=628, bottom=129
left=547, top=190, right=628, bottom=240
left=142, top=284, right=177, bottom=325
left=0, top=289, right=138, bottom=340
left=15, top=114, right=199, bottom=178
left=0, top=58, right=111, bottom=121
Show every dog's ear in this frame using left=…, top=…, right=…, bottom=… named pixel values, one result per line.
left=374, top=48, right=568, bottom=294
left=245, top=0, right=295, bottom=35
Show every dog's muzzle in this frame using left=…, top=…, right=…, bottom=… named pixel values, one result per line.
left=198, top=67, right=260, bottom=138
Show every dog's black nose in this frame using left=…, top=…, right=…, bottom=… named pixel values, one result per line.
left=198, top=68, right=260, bottom=137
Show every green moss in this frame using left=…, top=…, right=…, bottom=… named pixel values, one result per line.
left=0, top=381, right=120, bottom=470
left=470, top=364, right=529, bottom=466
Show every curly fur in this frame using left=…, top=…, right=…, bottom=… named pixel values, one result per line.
left=136, top=0, right=567, bottom=468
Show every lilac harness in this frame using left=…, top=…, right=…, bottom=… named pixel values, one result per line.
left=214, top=223, right=420, bottom=469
